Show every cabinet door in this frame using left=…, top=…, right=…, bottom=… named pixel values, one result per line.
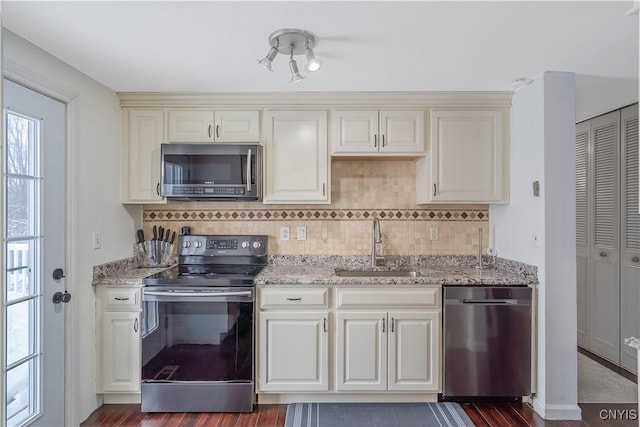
left=124, top=110, right=165, bottom=203
left=263, top=110, right=329, bottom=203
left=102, top=312, right=140, bottom=393
left=332, top=110, right=379, bottom=153
left=214, top=110, right=260, bottom=142
left=379, top=111, right=424, bottom=153
left=589, top=110, right=621, bottom=363
left=168, top=110, right=214, bottom=142
left=258, top=311, right=329, bottom=392
left=335, top=311, right=387, bottom=391
left=388, top=311, right=439, bottom=391
left=620, top=104, right=639, bottom=373
left=418, top=110, right=507, bottom=203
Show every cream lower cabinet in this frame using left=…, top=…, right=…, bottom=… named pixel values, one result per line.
left=257, top=287, right=330, bottom=392
left=336, top=309, right=440, bottom=392
left=96, top=286, right=141, bottom=397
left=257, top=285, right=441, bottom=398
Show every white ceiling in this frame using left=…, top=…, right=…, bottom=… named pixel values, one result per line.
left=1, top=1, right=638, bottom=94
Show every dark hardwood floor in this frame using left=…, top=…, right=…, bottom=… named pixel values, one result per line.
left=80, top=402, right=639, bottom=426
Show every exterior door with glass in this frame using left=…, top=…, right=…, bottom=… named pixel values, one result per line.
left=3, top=79, right=66, bottom=427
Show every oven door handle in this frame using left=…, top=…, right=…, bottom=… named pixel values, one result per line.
left=144, top=290, right=253, bottom=298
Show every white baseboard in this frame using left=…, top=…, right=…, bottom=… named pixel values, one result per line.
left=533, top=399, right=582, bottom=420
left=102, top=393, right=141, bottom=404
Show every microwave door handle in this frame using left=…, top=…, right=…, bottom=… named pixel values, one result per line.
left=246, top=148, right=252, bottom=192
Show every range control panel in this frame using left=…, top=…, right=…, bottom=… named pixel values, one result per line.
left=178, top=234, right=267, bottom=257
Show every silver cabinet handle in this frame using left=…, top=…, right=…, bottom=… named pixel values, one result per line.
left=433, top=184, right=437, bottom=197
left=286, top=297, right=302, bottom=301
left=632, top=256, right=640, bottom=263
left=600, top=252, right=607, bottom=257
left=208, top=125, right=212, bottom=139
left=114, top=297, right=130, bottom=301
left=134, top=318, right=138, bottom=333
left=156, top=183, right=160, bottom=196
left=391, top=317, right=395, bottom=333
left=374, top=134, right=377, bottom=148
left=382, top=134, right=385, bottom=147
left=216, top=125, right=220, bottom=138
left=246, top=148, right=252, bottom=192
left=322, top=183, right=326, bottom=196
left=382, top=317, right=386, bottom=333
left=323, top=317, right=327, bottom=333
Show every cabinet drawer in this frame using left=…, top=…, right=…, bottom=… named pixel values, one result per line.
left=102, top=287, right=140, bottom=310
left=259, top=287, right=329, bottom=309
left=336, top=287, right=440, bottom=309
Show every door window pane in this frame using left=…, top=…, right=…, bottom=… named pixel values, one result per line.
left=6, top=360, right=37, bottom=427
left=5, top=240, right=36, bottom=301
left=6, top=299, right=36, bottom=366
left=6, top=178, right=37, bottom=238
left=6, top=113, right=37, bottom=176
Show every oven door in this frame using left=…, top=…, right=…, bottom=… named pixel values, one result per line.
left=140, top=287, right=254, bottom=412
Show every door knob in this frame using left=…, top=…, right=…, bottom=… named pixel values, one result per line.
left=53, top=291, right=71, bottom=304
left=52, top=268, right=65, bottom=280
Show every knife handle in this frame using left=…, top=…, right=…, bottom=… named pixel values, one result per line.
left=152, top=225, right=157, bottom=241
left=170, top=231, right=176, bottom=244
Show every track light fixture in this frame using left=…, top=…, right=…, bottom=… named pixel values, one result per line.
left=258, top=28, right=322, bottom=82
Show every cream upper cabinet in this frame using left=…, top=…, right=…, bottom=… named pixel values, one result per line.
left=121, top=109, right=166, bottom=204
left=416, top=109, right=509, bottom=204
left=332, top=110, right=424, bottom=155
left=263, top=110, right=329, bottom=204
left=168, top=110, right=260, bottom=143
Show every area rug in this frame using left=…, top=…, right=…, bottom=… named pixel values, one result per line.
left=284, top=402, right=474, bottom=427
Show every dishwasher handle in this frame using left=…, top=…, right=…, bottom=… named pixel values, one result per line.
left=447, top=298, right=531, bottom=305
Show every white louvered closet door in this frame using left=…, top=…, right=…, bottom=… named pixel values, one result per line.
left=620, top=104, right=639, bottom=373
left=589, top=110, right=621, bottom=363
left=576, top=121, right=590, bottom=348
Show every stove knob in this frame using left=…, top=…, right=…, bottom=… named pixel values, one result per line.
left=183, top=241, right=191, bottom=248
left=194, top=241, right=203, bottom=248
left=242, top=241, right=250, bottom=249
left=252, top=241, right=261, bottom=249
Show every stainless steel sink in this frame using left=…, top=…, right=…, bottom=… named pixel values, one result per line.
left=334, top=269, right=421, bottom=278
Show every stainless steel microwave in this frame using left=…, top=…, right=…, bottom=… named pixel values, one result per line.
left=160, top=143, right=262, bottom=200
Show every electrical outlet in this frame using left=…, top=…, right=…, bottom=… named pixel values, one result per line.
left=297, top=226, right=307, bottom=241
left=92, top=232, right=102, bottom=249
left=280, top=226, right=290, bottom=241
left=430, top=227, right=439, bottom=241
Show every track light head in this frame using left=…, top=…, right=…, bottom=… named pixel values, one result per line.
left=258, top=29, right=322, bottom=82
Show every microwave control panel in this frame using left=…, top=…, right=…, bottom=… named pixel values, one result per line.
left=172, top=186, right=245, bottom=196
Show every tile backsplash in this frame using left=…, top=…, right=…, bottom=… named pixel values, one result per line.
left=143, top=160, right=489, bottom=255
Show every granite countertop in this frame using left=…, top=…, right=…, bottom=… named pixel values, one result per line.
left=254, top=264, right=535, bottom=286
left=92, top=255, right=537, bottom=287
left=92, top=257, right=174, bottom=286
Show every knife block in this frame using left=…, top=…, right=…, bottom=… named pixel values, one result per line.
left=134, top=241, right=175, bottom=267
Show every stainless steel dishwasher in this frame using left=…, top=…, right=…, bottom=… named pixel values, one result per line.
left=442, top=286, right=532, bottom=399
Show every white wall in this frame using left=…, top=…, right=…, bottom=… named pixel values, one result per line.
left=575, top=74, right=638, bottom=122
left=2, top=30, right=140, bottom=425
left=490, top=71, right=580, bottom=420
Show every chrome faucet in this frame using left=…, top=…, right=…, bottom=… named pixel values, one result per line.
left=476, top=227, right=483, bottom=270
left=371, top=218, right=384, bottom=267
